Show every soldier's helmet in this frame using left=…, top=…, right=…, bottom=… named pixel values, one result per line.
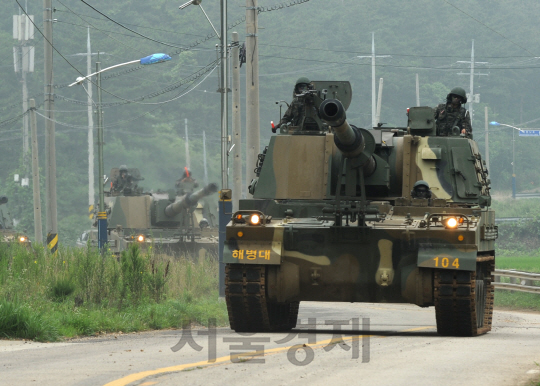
left=447, top=87, right=467, bottom=104
left=119, top=165, right=128, bottom=173
left=296, top=77, right=310, bottom=86
left=295, top=77, right=311, bottom=93
left=413, top=180, right=430, bottom=189
left=182, top=167, right=192, bottom=179
left=411, top=180, right=432, bottom=199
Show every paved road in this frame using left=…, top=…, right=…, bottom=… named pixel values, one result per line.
left=1, top=302, right=540, bottom=386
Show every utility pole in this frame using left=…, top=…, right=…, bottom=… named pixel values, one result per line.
left=245, top=0, right=260, bottom=193
left=231, top=31, right=242, bottom=211
left=484, top=106, right=489, bottom=172
left=203, top=131, right=209, bottom=185
left=184, top=118, right=190, bottom=168
left=96, top=61, right=107, bottom=249
left=371, top=33, right=376, bottom=128
left=220, top=0, right=229, bottom=189
left=29, top=99, right=43, bottom=244
left=375, top=77, right=383, bottom=126
left=415, top=74, right=420, bottom=107
left=512, top=128, right=516, bottom=199
left=13, top=8, right=35, bottom=174
left=43, top=0, right=58, bottom=241
left=96, top=62, right=104, bottom=213
left=86, top=27, right=95, bottom=222
left=457, top=40, right=488, bottom=127
left=358, top=33, right=390, bottom=128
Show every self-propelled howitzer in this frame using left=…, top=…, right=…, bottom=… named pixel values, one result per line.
left=104, top=182, right=219, bottom=255
left=223, top=81, right=496, bottom=337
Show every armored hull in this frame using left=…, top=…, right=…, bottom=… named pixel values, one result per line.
left=223, top=85, right=496, bottom=337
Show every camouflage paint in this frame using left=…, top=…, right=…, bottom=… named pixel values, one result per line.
left=226, top=103, right=495, bottom=307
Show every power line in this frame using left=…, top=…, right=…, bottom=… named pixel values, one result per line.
left=441, top=0, right=537, bottom=57
left=57, top=0, right=152, bottom=55
left=257, top=0, right=312, bottom=13
left=259, top=53, right=540, bottom=71
left=54, top=8, right=209, bottom=38
left=35, top=65, right=218, bottom=131
left=260, top=43, right=538, bottom=59
left=78, top=0, right=185, bottom=49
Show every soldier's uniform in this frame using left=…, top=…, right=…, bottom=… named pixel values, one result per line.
left=280, top=97, right=305, bottom=127
left=434, top=104, right=472, bottom=136
left=277, top=77, right=313, bottom=129
left=434, top=87, right=472, bottom=136
left=112, top=165, right=135, bottom=194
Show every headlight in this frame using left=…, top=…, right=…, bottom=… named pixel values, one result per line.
left=445, top=217, right=458, bottom=229
left=137, top=234, right=145, bottom=242
left=231, top=211, right=269, bottom=226
left=249, top=214, right=261, bottom=225
left=19, top=235, right=28, bottom=243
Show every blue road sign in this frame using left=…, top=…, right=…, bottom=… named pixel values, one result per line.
left=519, top=130, right=540, bottom=137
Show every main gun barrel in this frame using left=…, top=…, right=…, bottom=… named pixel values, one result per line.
left=319, top=99, right=365, bottom=157
left=165, top=183, right=218, bottom=217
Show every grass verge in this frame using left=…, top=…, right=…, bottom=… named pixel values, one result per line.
left=0, top=243, right=227, bottom=342
left=496, top=255, right=540, bottom=273
left=495, top=255, right=540, bottom=312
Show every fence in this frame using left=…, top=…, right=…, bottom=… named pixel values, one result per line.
left=493, top=269, right=540, bottom=294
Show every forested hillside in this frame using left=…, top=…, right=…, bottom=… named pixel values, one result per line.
left=1, top=0, right=540, bottom=243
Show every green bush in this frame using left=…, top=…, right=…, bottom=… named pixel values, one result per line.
left=49, top=278, right=76, bottom=302
left=120, top=244, right=147, bottom=306
left=0, top=299, right=59, bottom=341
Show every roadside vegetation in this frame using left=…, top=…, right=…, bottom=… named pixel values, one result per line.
left=0, top=243, right=227, bottom=342
left=494, top=255, right=540, bottom=312
left=492, top=199, right=540, bottom=311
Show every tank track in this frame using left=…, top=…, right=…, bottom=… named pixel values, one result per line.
left=225, top=264, right=299, bottom=332
left=434, top=259, right=495, bottom=336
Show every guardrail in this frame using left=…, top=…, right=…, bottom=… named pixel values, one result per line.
left=494, top=217, right=534, bottom=223
left=515, top=192, right=540, bottom=199
left=493, top=269, right=540, bottom=294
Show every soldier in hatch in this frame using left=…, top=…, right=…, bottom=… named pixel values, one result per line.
left=433, top=87, right=472, bottom=137
left=274, top=77, right=316, bottom=131
left=411, top=180, right=432, bottom=199
left=175, top=167, right=199, bottom=195
left=112, top=165, right=135, bottom=193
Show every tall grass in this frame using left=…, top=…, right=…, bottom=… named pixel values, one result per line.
left=496, top=255, right=540, bottom=272
left=0, top=243, right=227, bottom=341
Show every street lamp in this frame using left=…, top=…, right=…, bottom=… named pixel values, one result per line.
left=179, top=0, right=228, bottom=190
left=70, top=53, right=172, bottom=249
left=489, top=121, right=523, bottom=199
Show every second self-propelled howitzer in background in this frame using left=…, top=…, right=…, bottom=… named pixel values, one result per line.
left=223, top=81, right=496, bottom=337
left=100, top=168, right=219, bottom=256
left=0, top=195, right=31, bottom=245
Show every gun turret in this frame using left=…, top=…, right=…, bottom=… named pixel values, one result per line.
left=319, top=99, right=376, bottom=177
left=165, top=183, right=218, bottom=218
left=319, top=99, right=365, bottom=157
